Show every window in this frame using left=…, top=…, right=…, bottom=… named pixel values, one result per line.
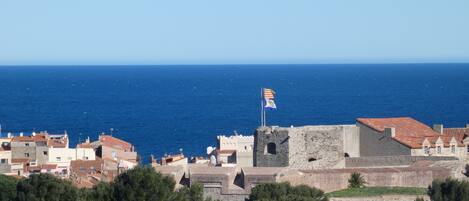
left=437, top=146, right=441, bottom=154
left=56, top=157, right=61, bottom=161
left=43, top=151, right=48, bottom=155
left=308, top=157, right=317, bottom=162
left=265, top=143, right=276, bottom=155
left=0, top=159, right=7, bottom=164
left=344, top=153, right=350, bottom=157
left=25, top=143, right=29, bottom=147
left=85, top=156, right=89, bottom=160
left=424, top=146, right=430, bottom=154
left=451, top=145, right=456, bottom=153
left=24, top=153, right=30, bottom=157
left=467, top=145, right=469, bottom=153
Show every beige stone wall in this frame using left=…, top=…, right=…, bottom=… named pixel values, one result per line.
left=278, top=167, right=452, bottom=192
left=288, top=125, right=358, bottom=169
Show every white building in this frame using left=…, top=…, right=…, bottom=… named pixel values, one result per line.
left=208, top=134, right=254, bottom=167
left=48, top=147, right=95, bottom=175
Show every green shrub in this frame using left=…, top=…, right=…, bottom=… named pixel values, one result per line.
left=428, top=178, right=469, bottom=201
left=415, top=197, right=424, bottom=201
left=348, top=172, right=366, bottom=188
left=0, top=174, right=18, bottom=201
left=249, top=182, right=328, bottom=201
left=16, top=173, right=78, bottom=201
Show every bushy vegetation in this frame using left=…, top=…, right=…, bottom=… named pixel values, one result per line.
left=348, top=172, right=366, bottom=188
left=248, top=182, right=328, bottom=201
left=0, top=166, right=209, bottom=201
left=428, top=178, right=469, bottom=201
left=0, top=175, right=17, bottom=201
left=327, top=187, right=427, bottom=198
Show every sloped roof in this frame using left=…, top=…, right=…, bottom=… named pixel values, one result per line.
left=357, top=117, right=440, bottom=148
left=356, top=117, right=466, bottom=148
left=99, top=135, right=132, bottom=151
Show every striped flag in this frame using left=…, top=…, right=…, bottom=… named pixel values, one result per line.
left=263, top=88, right=277, bottom=109
left=263, top=88, right=275, bottom=99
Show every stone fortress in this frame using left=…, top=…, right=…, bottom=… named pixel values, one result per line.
left=254, top=125, right=359, bottom=169
left=154, top=117, right=469, bottom=201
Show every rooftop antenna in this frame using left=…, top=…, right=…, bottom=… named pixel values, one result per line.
left=0, top=124, right=2, bottom=138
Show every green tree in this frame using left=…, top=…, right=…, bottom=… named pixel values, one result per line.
left=174, top=182, right=206, bottom=201
left=81, top=182, right=113, bottom=201
left=0, top=174, right=18, bottom=201
left=112, top=165, right=176, bottom=201
left=428, top=178, right=469, bottom=201
left=348, top=172, right=366, bottom=188
left=16, top=174, right=78, bottom=201
left=249, top=182, right=328, bottom=201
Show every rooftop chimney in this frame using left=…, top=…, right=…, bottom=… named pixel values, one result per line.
left=433, top=124, right=444, bottom=135
left=384, top=127, right=396, bottom=138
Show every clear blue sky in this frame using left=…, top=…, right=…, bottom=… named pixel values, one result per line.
left=1, top=0, right=469, bottom=65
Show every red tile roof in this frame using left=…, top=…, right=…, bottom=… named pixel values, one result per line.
left=47, top=138, right=68, bottom=148
left=11, top=158, right=29, bottom=164
left=99, top=135, right=132, bottom=151
left=11, top=135, right=45, bottom=142
left=443, top=128, right=469, bottom=146
left=77, top=143, right=93, bottom=149
left=357, top=117, right=466, bottom=148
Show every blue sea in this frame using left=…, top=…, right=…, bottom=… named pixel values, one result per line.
left=0, top=64, right=468, bottom=163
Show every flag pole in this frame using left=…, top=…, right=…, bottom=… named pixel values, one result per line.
left=263, top=102, right=266, bottom=127
left=260, top=88, right=264, bottom=127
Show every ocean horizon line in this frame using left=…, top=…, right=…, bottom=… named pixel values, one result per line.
left=0, top=62, right=469, bottom=68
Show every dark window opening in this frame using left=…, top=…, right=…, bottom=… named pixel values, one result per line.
left=265, top=143, right=277, bottom=155
left=344, top=153, right=350, bottom=157
left=308, top=157, right=317, bottom=162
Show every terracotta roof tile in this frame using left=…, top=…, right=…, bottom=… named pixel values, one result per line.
left=357, top=117, right=458, bottom=149
left=99, top=135, right=132, bottom=151
left=47, top=138, right=68, bottom=148
left=11, top=158, right=29, bottom=163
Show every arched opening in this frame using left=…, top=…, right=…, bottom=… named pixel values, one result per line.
left=265, top=143, right=277, bottom=155
left=344, top=153, right=350, bottom=157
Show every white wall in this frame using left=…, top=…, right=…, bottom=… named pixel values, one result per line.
left=76, top=148, right=96, bottom=160
left=48, top=148, right=76, bottom=167
left=48, top=147, right=95, bottom=167
left=0, top=151, right=11, bottom=164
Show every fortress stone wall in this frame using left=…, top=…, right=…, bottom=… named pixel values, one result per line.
left=278, top=165, right=453, bottom=192
left=254, top=125, right=359, bottom=169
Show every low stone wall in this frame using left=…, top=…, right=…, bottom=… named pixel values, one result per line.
left=345, top=156, right=458, bottom=168
left=278, top=166, right=451, bottom=192
left=330, top=195, right=429, bottom=201
left=203, top=188, right=247, bottom=201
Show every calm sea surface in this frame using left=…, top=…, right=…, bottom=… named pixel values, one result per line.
left=0, top=64, right=468, bottom=163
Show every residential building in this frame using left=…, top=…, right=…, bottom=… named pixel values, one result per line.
left=358, top=117, right=469, bottom=159
left=208, top=134, right=254, bottom=167
left=96, top=135, right=137, bottom=163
